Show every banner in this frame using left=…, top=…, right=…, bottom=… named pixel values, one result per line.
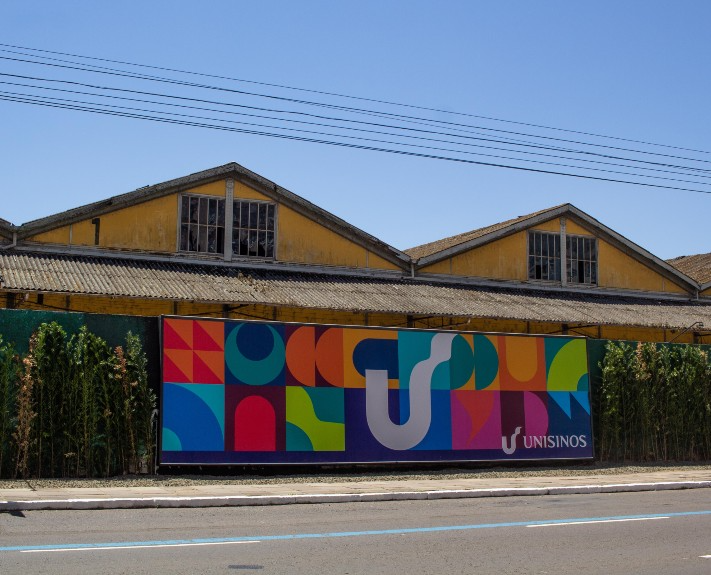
left=160, top=317, right=593, bottom=464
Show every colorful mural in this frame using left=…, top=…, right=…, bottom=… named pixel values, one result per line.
left=160, top=317, right=593, bottom=464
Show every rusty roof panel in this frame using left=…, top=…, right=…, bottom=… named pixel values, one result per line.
left=1, top=251, right=710, bottom=330
left=667, top=253, right=711, bottom=285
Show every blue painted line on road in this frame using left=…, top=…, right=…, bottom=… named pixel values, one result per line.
left=2, top=510, right=710, bottom=553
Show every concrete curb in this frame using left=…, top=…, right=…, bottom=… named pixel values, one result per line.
left=1, top=480, right=710, bottom=511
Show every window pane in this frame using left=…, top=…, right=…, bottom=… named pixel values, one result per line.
left=217, top=201, right=224, bottom=226
left=258, top=231, right=266, bottom=256
left=198, top=226, right=207, bottom=252
left=240, top=202, right=249, bottom=228
left=189, top=225, right=198, bottom=251
left=249, top=230, right=258, bottom=256
left=207, top=228, right=216, bottom=253
left=266, top=232, right=274, bottom=258
left=180, top=223, right=189, bottom=251
left=249, top=203, right=258, bottom=229
left=208, top=199, right=217, bottom=225
left=197, top=198, right=207, bottom=224
left=267, top=204, right=275, bottom=231
left=181, top=196, right=189, bottom=223
left=189, top=197, right=199, bottom=223
left=216, top=227, right=225, bottom=254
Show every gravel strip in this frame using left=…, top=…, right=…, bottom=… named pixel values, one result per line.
left=1, top=463, right=710, bottom=490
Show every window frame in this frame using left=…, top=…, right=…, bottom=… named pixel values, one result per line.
left=177, top=193, right=278, bottom=260
left=527, top=230, right=562, bottom=283
left=231, top=198, right=277, bottom=260
left=527, top=229, right=598, bottom=287
left=566, top=233, right=598, bottom=286
left=178, top=193, right=226, bottom=256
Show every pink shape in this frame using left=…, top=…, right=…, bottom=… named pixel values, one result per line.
left=451, top=394, right=474, bottom=450
left=451, top=391, right=502, bottom=450
left=524, top=392, right=549, bottom=437
left=471, top=392, right=502, bottom=449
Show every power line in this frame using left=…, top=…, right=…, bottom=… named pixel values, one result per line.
left=3, top=89, right=710, bottom=188
left=3, top=79, right=710, bottom=182
left=2, top=52, right=711, bottom=171
left=2, top=92, right=709, bottom=196
left=2, top=42, right=709, bottom=157
left=3, top=71, right=710, bottom=179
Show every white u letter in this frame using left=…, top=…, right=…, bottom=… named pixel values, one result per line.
left=365, top=333, right=456, bottom=450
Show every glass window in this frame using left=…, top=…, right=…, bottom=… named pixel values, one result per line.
left=179, top=194, right=225, bottom=255
left=528, top=231, right=561, bottom=282
left=179, top=195, right=277, bottom=259
left=566, top=235, right=597, bottom=285
left=529, top=230, right=597, bottom=285
left=232, top=199, right=276, bottom=259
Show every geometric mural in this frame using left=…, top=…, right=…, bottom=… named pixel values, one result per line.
left=160, top=317, right=593, bottom=464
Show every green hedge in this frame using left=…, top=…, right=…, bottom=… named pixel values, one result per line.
left=597, top=341, right=711, bottom=462
left=0, top=322, right=156, bottom=479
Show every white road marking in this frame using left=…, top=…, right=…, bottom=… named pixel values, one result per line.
left=700, top=555, right=711, bottom=559
left=528, top=517, right=669, bottom=528
left=21, top=541, right=260, bottom=553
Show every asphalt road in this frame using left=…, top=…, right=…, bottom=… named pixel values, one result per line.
left=1, top=490, right=710, bottom=574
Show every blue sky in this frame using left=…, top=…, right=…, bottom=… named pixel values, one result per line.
left=1, top=1, right=709, bottom=259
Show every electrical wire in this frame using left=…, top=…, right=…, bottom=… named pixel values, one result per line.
left=2, top=92, right=709, bottom=195
left=2, top=42, right=709, bottom=157
left=3, top=90, right=709, bottom=188
left=3, top=79, right=710, bottom=182
left=2, top=52, right=711, bottom=170
left=2, top=71, right=710, bottom=179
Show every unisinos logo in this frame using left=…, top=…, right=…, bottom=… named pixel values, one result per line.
left=502, top=427, right=588, bottom=455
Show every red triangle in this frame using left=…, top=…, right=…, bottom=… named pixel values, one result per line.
left=163, top=351, right=192, bottom=383
left=193, top=351, right=223, bottom=384
left=193, top=321, right=224, bottom=352
left=163, top=319, right=193, bottom=350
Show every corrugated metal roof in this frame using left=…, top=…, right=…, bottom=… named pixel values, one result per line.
left=1, top=251, right=710, bottom=330
left=667, top=253, right=711, bottom=285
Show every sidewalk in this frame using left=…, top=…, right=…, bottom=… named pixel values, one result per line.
left=1, top=469, right=710, bottom=511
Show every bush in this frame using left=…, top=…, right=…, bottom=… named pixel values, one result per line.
left=0, top=322, right=155, bottom=478
left=598, top=341, right=711, bottom=462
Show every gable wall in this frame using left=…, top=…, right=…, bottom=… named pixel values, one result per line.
left=417, top=216, right=690, bottom=295
left=23, top=179, right=400, bottom=271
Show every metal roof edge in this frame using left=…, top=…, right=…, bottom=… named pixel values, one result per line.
left=564, top=205, right=699, bottom=293
left=412, top=271, right=704, bottom=303
left=9, top=244, right=708, bottom=306
left=8, top=244, right=411, bottom=281
left=413, top=204, right=572, bottom=267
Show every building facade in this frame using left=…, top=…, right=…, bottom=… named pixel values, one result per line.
left=1, top=162, right=709, bottom=344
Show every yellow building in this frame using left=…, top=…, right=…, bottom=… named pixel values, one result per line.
left=1, top=162, right=709, bottom=344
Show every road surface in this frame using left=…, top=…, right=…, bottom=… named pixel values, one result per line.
left=1, top=489, right=710, bottom=574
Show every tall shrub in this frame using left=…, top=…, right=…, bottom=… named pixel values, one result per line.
left=599, top=340, right=711, bottom=462
left=1, top=322, right=156, bottom=479
left=0, top=336, right=19, bottom=478
left=32, top=322, right=69, bottom=477
left=14, top=335, right=37, bottom=479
